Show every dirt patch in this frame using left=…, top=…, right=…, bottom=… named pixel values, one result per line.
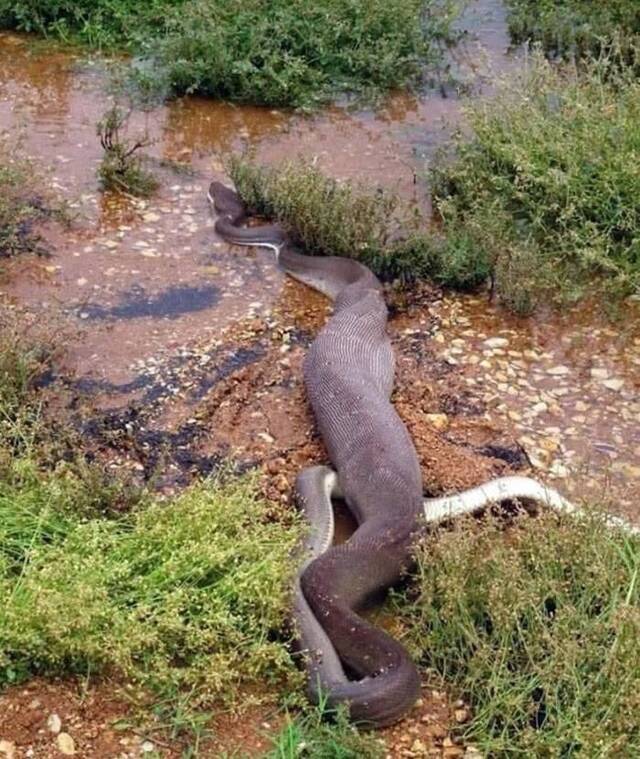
left=0, top=679, right=174, bottom=758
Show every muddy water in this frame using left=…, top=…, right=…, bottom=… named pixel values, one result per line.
left=1, top=0, right=639, bottom=520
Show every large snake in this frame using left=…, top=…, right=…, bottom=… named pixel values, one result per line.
left=207, top=181, right=639, bottom=727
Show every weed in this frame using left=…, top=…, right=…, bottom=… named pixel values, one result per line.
left=97, top=106, right=158, bottom=197
left=394, top=509, right=640, bottom=755
left=264, top=701, right=384, bottom=759
left=0, top=134, right=51, bottom=258
left=506, top=0, right=640, bottom=60
left=0, top=0, right=464, bottom=108
left=229, top=156, right=441, bottom=285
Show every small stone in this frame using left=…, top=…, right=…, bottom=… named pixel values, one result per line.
left=411, top=739, right=427, bottom=753
left=0, top=741, right=16, bottom=759
left=547, top=366, right=570, bottom=376
left=483, top=337, right=509, bottom=348
left=76, top=278, right=88, bottom=287
left=56, top=733, right=76, bottom=755
left=141, top=741, right=155, bottom=753
left=47, top=713, right=62, bottom=734
left=590, top=368, right=609, bottom=380
left=602, top=379, right=624, bottom=391
left=424, top=413, right=449, bottom=430
left=257, top=432, right=275, bottom=444
left=454, top=708, right=470, bottom=724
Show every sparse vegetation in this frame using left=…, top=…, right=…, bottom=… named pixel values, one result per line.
left=394, top=510, right=640, bottom=756
left=506, top=0, right=640, bottom=60
left=0, top=0, right=463, bottom=108
left=0, top=135, right=50, bottom=258
left=263, top=703, right=384, bottom=759
left=97, top=106, right=158, bottom=197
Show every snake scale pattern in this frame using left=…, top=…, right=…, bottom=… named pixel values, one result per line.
left=208, top=180, right=639, bottom=727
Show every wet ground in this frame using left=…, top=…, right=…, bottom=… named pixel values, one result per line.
left=1, top=0, right=639, bottom=756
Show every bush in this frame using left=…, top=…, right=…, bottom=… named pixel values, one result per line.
left=395, top=510, right=640, bottom=755
left=229, top=156, right=448, bottom=285
left=0, top=0, right=463, bottom=108
left=431, top=51, right=640, bottom=313
left=506, top=0, right=640, bottom=60
left=97, top=106, right=158, bottom=197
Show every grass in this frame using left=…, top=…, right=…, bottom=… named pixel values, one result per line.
left=0, top=134, right=51, bottom=259
left=0, top=321, right=304, bottom=728
left=394, top=509, right=640, bottom=756
left=0, top=0, right=463, bottom=109
left=505, top=0, right=640, bottom=60
left=262, top=703, right=384, bottom=759
left=229, top=155, right=451, bottom=286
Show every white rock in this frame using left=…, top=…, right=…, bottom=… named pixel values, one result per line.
left=547, top=366, right=570, bottom=376
left=47, top=713, right=62, bottom=734
left=0, top=740, right=16, bottom=759
left=590, top=368, right=609, bottom=380
left=484, top=337, right=509, bottom=348
left=602, top=379, right=624, bottom=391
left=56, top=733, right=76, bottom=755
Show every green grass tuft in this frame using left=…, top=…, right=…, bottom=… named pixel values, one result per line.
left=229, top=155, right=445, bottom=285
left=394, top=510, right=640, bottom=755
left=0, top=325, right=302, bottom=715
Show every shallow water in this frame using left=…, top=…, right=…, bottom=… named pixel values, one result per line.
left=0, top=0, right=638, bottom=519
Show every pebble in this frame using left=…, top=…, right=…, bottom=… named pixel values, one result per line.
left=547, top=366, right=570, bottom=376
left=0, top=741, right=15, bottom=759
left=483, top=337, right=509, bottom=348
left=602, top=379, right=624, bottom=391
left=56, top=733, right=76, bottom=755
left=47, top=713, right=62, bottom=734
left=424, top=413, right=449, bottom=430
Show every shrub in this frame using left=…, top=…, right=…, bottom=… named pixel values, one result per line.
left=0, top=0, right=463, bottom=108
left=431, top=51, right=640, bottom=313
left=0, top=324, right=302, bottom=709
left=229, top=156, right=446, bottom=285
left=394, top=510, right=640, bottom=755
left=97, top=106, right=158, bottom=197
left=506, top=0, right=640, bottom=60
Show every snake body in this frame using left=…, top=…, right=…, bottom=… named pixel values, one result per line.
left=208, top=181, right=639, bottom=727
left=209, top=181, right=423, bottom=725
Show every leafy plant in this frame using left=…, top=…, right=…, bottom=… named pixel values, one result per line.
left=0, top=0, right=464, bottom=108
left=430, top=49, right=640, bottom=313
